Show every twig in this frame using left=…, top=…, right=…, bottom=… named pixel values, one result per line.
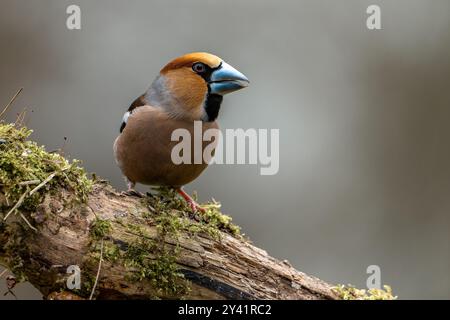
left=3, top=188, right=29, bottom=221
left=18, top=180, right=40, bottom=186
left=0, top=180, right=41, bottom=187
left=89, top=239, right=104, bottom=300
left=3, top=168, right=66, bottom=222
left=29, top=171, right=59, bottom=196
left=14, top=107, right=27, bottom=127
left=19, top=213, right=37, bottom=231
left=0, top=88, right=23, bottom=119
left=87, top=204, right=98, bottom=219
left=61, top=171, right=77, bottom=192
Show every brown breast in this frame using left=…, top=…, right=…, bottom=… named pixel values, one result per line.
left=114, top=105, right=219, bottom=187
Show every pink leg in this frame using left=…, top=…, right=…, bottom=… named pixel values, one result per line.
left=127, top=180, right=135, bottom=191
left=121, top=179, right=143, bottom=197
left=176, top=188, right=205, bottom=213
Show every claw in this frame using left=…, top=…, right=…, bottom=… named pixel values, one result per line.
left=120, top=179, right=143, bottom=197
left=188, top=200, right=206, bottom=213
left=121, top=189, right=144, bottom=198
left=176, top=188, right=206, bottom=213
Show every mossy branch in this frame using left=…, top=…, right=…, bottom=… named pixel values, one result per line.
left=0, top=122, right=395, bottom=300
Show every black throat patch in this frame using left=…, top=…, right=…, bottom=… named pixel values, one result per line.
left=204, top=93, right=223, bottom=122
left=197, top=63, right=223, bottom=122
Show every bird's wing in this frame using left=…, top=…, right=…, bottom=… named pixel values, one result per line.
left=120, top=94, right=148, bottom=133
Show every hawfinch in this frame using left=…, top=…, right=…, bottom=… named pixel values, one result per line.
left=114, top=52, right=249, bottom=212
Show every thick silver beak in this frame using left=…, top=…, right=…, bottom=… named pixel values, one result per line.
left=209, top=61, right=249, bottom=95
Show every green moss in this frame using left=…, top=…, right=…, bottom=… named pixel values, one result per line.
left=123, top=237, right=188, bottom=296
left=146, top=187, right=241, bottom=239
left=1, top=224, right=29, bottom=283
left=90, top=219, right=112, bottom=240
left=0, top=123, right=246, bottom=299
left=125, top=222, right=145, bottom=234
left=0, top=122, right=94, bottom=293
left=112, top=189, right=238, bottom=297
left=103, top=241, right=121, bottom=262
left=100, top=187, right=243, bottom=298
left=0, top=123, right=92, bottom=219
left=200, top=202, right=241, bottom=237
left=77, top=273, right=96, bottom=298
left=88, top=218, right=190, bottom=297
left=7, top=254, right=27, bottom=283
left=333, top=284, right=397, bottom=300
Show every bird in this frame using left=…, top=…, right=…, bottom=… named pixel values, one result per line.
left=113, top=52, right=249, bottom=212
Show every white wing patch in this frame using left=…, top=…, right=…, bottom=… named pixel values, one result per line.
left=122, top=111, right=131, bottom=124
left=120, top=111, right=131, bottom=133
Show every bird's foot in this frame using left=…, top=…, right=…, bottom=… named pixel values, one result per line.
left=188, top=200, right=206, bottom=214
left=120, top=180, right=143, bottom=197
left=176, top=188, right=206, bottom=214
left=121, top=189, right=144, bottom=198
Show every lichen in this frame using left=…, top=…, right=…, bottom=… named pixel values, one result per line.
left=333, top=284, right=397, bottom=300
left=0, top=123, right=92, bottom=220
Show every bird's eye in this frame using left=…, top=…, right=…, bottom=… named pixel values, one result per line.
left=192, top=62, right=206, bottom=73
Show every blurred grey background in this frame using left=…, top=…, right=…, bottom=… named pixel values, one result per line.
left=1, top=0, right=449, bottom=299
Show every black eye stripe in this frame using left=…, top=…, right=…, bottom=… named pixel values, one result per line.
left=192, top=62, right=222, bottom=83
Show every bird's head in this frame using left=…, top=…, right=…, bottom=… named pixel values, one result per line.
left=146, top=52, right=249, bottom=121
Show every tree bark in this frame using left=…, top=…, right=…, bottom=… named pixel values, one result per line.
left=0, top=181, right=339, bottom=300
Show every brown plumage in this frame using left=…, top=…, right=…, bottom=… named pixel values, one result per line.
left=114, top=52, right=249, bottom=212
left=114, top=106, right=218, bottom=187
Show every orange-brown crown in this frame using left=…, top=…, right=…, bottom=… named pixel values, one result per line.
left=160, top=52, right=222, bottom=74
left=158, top=53, right=222, bottom=120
